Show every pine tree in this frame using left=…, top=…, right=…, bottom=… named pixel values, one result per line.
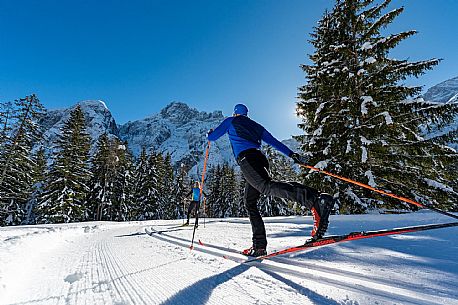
left=0, top=101, right=14, bottom=150
left=0, top=95, right=45, bottom=225
left=130, top=148, right=148, bottom=220
left=206, top=165, right=222, bottom=218
left=36, top=106, right=92, bottom=223
left=159, top=153, right=175, bottom=219
left=86, top=133, right=115, bottom=220
left=172, top=163, right=189, bottom=220
left=132, top=148, right=161, bottom=220
left=111, top=139, right=135, bottom=221
left=205, top=164, right=239, bottom=218
left=23, top=147, right=47, bottom=224
left=296, top=0, right=458, bottom=213
left=220, top=164, right=238, bottom=217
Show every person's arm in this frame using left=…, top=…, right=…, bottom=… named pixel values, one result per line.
left=207, top=117, right=232, bottom=141
left=261, top=129, right=293, bottom=157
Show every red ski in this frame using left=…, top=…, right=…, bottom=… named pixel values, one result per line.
left=243, top=221, right=458, bottom=263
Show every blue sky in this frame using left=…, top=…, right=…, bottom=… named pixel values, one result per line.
left=1, top=0, right=457, bottom=139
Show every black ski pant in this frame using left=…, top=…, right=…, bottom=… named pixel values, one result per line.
left=187, top=200, right=200, bottom=225
left=237, top=149, right=319, bottom=249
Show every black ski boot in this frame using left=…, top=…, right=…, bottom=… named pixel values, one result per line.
left=242, top=246, right=267, bottom=257
left=311, top=193, right=334, bottom=239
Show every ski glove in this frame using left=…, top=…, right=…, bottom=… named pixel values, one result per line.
left=206, top=128, right=214, bottom=138
left=290, top=152, right=309, bottom=165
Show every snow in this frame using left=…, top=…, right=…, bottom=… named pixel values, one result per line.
left=424, top=178, right=455, bottom=193
left=365, top=170, right=377, bottom=187
left=345, top=139, right=352, bottom=154
left=361, top=96, right=373, bottom=115
left=447, top=93, right=458, bottom=103
left=1, top=212, right=457, bottom=305
left=361, top=42, right=373, bottom=50
left=423, top=76, right=458, bottom=104
left=312, top=126, right=323, bottom=137
left=64, top=272, right=85, bottom=284
left=364, top=57, right=376, bottom=64
left=313, top=160, right=328, bottom=170
left=315, top=102, right=326, bottom=119
left=380, top=111, right=393, bottom=125
left=361, top=146, right=368, bottom=163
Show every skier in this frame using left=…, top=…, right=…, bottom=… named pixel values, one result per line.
left=207, top=103, right=335, bottom=257
left=184, top=181, right=206, bottom=226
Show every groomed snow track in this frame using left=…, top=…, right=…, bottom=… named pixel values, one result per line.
left=1, top=212, right=458, bottom=305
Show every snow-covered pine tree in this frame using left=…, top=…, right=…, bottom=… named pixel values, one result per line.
left=205, top=164, right=239, bottom=218
left=111, top=139, right=135, bottom=221
left=36, top=105, right=92, bottom=223
left=86, top=133, right=115, bottom=221
left=130, top=147, right=148, bottom=220
left=0, top=95, right=45, bottom=226
left=0, top=101, right=14, bottom=150
left=132, top=148, right=160, bottom=220
left=24, top=147, right=47, bottom=224
left=296, top=0, right=458, bottom=213
left=206, top=165, right=222, bottom=218
left=172, top=163, right=189, bottom=220
left=220, top=164, right=239, bottom=217
left=159, top=153, right=176, bottom=219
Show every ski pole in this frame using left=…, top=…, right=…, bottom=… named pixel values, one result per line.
left=190, top=141, right=211, bottom=249
left=203, top=197, right=207, bottom=228
left=300, top=163, right=458, bottom=220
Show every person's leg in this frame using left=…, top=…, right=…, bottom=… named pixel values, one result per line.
left=187, top=201, right=196, bottom=224
left=240, top=150, right=334, bottom=238
left=244, top=181, right=267, bottom=249
left=238, top=150, right=319, bottom=208
left=195, top=201, right=200, bottom=226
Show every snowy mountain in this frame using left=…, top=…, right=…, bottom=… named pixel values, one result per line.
left=423, top=76, right=458, bottom=103
left=37, top=100, right=300, bottom=174
left=118, top=102, right=235, bottom=174
left=38, top=100, right=119, bottom=154
left=422, top=76, right=458, bottom=149
left=38, top=101, right=236, bottom=174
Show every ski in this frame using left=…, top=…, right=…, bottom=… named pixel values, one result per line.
left=145, top=226, right=192, bottom=235
left=244, top=221, right=458, bottom=263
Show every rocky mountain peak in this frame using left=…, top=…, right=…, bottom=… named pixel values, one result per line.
left=159, top=102, right=200, bottom=124
left=158, top=101, right=224, bottom=125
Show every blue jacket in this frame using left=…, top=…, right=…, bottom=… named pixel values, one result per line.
left=207, top=115, right=293, bottom=159
left=187, top=187, right=205, bottom=201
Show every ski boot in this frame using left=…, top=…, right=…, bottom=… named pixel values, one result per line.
left=311, top=193, right=334, bottom=239
left=242, top=246, right=267, bottom=257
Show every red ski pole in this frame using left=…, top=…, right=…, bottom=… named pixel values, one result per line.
left=300, top=164, right=458, bottom=220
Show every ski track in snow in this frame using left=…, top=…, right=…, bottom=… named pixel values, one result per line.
left=1, top=212, right=458, bottom=305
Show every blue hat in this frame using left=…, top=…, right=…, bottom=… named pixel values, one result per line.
left=233, top=104, right=248, bottom=116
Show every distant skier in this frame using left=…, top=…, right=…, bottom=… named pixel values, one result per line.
left=207, top=104, right=335, bottom=257
left=184, top=181, right=206, bottom=226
